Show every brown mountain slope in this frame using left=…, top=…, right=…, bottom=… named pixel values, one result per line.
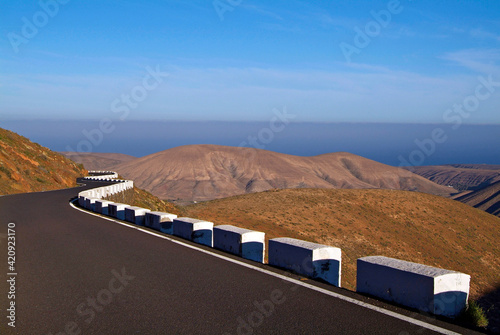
left=0, top=128, right=87, bottom=195
left=405, top=165, right=500, bottom=191
left=456, top=181, right=500, bottom=217
left=182, top=188, right=500, bottom=302
left=114, top=145, right=455, bottom=202
left=61, top=152, right=136, bottom=171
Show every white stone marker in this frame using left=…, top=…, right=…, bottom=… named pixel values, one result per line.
left=213, top=225, right=265, bottom=263
left=95, top=200, right=114, bottom=215
left=78, top=196, right=86, bottom=207
left=108, top=203, right=128, bottom=220
left=356, top=256, right=470, bottom=318
left=173, top=217, right=213, bottom=247
left=85, top=197, right=99, bottom=211
left=124, top=206, right=151, bottom=226
left=268, top=238, right=341, bottom=287
left=144, top=212, right=178, bottom=233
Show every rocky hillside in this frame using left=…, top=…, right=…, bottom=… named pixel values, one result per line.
left=0, top=127, right=87, bottom=195
left=405, top=164, right=500, bottom=191
left=113, top=144, right=455, bottom=202
left=456, top=180, right=500, bottom=217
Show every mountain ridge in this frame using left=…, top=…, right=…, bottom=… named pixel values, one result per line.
left=404, top=164, right=500, bottom=217
left=456, top=180, right=500, bottom=217
left=404, top=164, right=500, bottom=191
left=111, top=144, right=455, bottom=202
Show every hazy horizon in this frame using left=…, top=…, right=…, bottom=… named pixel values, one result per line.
left=3, top=120, right=499, bottom=167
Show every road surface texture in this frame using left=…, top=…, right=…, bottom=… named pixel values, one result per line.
left=0, top=180, right=482, bottom=334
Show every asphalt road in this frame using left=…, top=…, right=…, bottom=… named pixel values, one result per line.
left=0, top=181, right=482, bottom=334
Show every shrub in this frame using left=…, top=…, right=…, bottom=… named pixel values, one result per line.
left=459, top=300, right=488, bottom=328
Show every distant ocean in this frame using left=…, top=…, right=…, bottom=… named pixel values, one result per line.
left=2, top=120, right=499, bottom=167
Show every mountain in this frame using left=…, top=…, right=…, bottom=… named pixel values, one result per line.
left=455, top=180, right=500, bottom=217
left=404, top=164, right=500, bottom=191
left=113, top=144, right=455, bottom=202
left=0, top=127, right=87, bottom=195
left=183, top=188, right=500, bottom=303
left=61, top=152, right=136, bottom=171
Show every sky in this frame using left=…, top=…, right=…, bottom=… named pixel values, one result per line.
left=1, top=0, right=500, bottom=124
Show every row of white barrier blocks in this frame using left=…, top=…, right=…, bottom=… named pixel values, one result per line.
left=87, top=171, right=119, bottom=179
left=76, top=173, right=471, bottom=317
left=357, top=256, right=470, bottom=318
left=78, top=180, right=133, bottom=202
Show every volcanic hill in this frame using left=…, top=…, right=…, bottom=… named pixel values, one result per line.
left=112, top=144, right=455, bottom=202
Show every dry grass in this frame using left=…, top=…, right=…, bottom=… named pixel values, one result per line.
left=183, top=188, right=500, bottom=301
left=132, top=187, right=182, bottom=214
left=0, top=128, right=87, bottom=195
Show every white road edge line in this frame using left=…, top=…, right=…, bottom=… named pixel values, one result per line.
left=70, top=200, right=461, bottom=335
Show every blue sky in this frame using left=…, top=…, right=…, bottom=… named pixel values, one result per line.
left=1, top=0, right=500, bottom=124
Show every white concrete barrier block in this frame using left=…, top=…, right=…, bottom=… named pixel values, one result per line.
left=124, top=206, right=151, bottom=226
left=144, top=211, right=178, bottom=233
left=84, top=197, right=99, bottom=211
left=213, top=225, right=265, bottom=263
left=173, top=217, right=213, bottom=247
left=95, top=200, right=114, bottom=215
left=356, top=256, right=470, bottom=317
left=268, top=238, right=341, bottom=287
left=94, top=188, right=102, bottom=198
left=108, top=203, right=128, bottom=220
left=78, top=195, right=86, bottom=207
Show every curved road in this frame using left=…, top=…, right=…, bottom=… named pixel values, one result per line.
left=0, top=181, right=480, bottom=334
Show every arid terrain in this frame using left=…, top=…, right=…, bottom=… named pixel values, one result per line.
left=0, top=128, right=87, bottom=195
left=455, top=181, right=500, bottom=217
left=104, top=144, right=455, bottom=202
left=406, top=164, right=500, bottom=217
left=2, top=130, right=499, bottom=331
left=406, top=164, right=500, bottom=191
